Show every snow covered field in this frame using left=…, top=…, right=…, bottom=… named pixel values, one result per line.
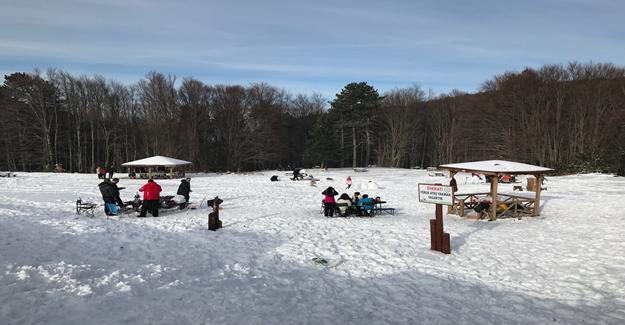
left=1, top=169, right=624, bottom=324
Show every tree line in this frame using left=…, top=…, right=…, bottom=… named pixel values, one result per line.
left=1, top=62, right=624, bottom=175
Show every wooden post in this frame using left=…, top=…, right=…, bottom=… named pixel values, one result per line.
left=430, top=219, right=438, bottom=251
left=489, top=175, right=498, bottom=220
left=208, top=196, right=223, bottom=231
left=435, top=204, right=443, bottom=249
left=442, top=233, right=450, bottom=254
left=534, top=174, right=542, bottom=216
left=430, top=204, right=450, bottom=254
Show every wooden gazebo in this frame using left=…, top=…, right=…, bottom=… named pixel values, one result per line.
left=439, top=160, right=553, bottom=220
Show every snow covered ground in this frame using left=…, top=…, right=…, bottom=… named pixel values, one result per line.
left=1, top=169, right=624, bottom=324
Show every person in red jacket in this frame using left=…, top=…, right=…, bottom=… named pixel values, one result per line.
left=138, top=179, right=162, bottom=217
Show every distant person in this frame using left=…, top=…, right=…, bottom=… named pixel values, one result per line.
left=176, top=178, right=192, bottom=203
left=138, top=179, right=162, bottom=218
left=450, top=176, right=458, bottom=193
left=108, top=164, right=117, bottom=179
left=345, top=176, right=353, bottom=189
left=292, top=168, right=301, bottom=180
left=98, top=178, right=124, bottom=215
left=321, top=186, right=338, bottom=217
left=471, top=173, right=483, bottom=181
left=98, top=166, right=107, bottom=179
left=352, top=192, right=361, bottom=205
left=336, top=193, right=353, bottom=216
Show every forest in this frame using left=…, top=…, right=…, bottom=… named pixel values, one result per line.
left=1, top=62, right=624, bottom=175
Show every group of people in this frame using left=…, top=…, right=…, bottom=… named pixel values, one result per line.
left=97, top=177, right=193, bottom=217
left=96, top=165, right=116, bottom=179
left=321, top=186, right=381, bottom=217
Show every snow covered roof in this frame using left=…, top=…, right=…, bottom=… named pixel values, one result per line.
left=439, top=160, right=553, bottom=175
left=121, top=156, right=192, bottom=167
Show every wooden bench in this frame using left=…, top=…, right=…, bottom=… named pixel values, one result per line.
left=448, top=192, right=490, bottom=216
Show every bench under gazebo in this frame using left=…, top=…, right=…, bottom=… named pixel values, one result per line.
left=439, top=160, right=553, bottom=220
left=122, top=155, right=192, bottom=179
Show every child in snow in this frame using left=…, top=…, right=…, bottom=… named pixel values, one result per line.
left=321, top=186, right=338, bottom=217
left=98, top=178, right=124, bottom=215
left=176, top=178, right=192, bottom=203
left=345, top=176, right=353, bottom=189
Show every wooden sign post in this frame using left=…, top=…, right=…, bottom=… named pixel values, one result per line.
left=418, top=183, right=452, bottom=254
left=207, top=196, right=223, bottom=231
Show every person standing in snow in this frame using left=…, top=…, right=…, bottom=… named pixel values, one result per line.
left=345, top=176, right=353, bottom=189
left=450, top=176, right=458, bottom=193
left=176, top=177, right=192, bottom=203
left=108, top=164, right=116, bottom=179
left=321, top=186, right=338, bottom=217
left=98, top=178, right=124, bottom=215
left=138, top=179, right=162, bottom=217
left=98, top=165, right=107, bottom=179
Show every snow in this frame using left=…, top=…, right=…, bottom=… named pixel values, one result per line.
left=1, top=169, right=625, bottom=324
left=121, top=155, right=192, bottom=167
left=440, top=160, right=553, bottom=174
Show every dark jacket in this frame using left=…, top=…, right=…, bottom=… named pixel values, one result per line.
left=322, top=187, right=338, bottom=203
left=176, top=180, right=191, bottom=196
left=99, top=180, right=124, bottom=206
left=98, top=180, right=116, bottom=198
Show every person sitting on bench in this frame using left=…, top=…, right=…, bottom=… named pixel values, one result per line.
left=336, top=193, right=353, bottom=216
left=358, top=194, right=375, bottom=216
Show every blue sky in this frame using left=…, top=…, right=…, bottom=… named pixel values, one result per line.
left=1, top=0, right=624, bottom=97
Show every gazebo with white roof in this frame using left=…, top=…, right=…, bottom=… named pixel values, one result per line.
left=439, top=160, right=553, bottom=220
left=122, top=155, right=192, bottom=179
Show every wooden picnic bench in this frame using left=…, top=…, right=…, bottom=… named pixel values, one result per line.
left=370, top=201, right=396, bottom=216
left=448, top=192, right=490, bottom=217
left=449, top=192, right=536, bottom=219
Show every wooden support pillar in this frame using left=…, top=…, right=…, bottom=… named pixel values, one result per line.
left=534, top=174, right=542, bottom=216
left=430, top=204, right=450, bottom=254
left=489, top=175, right=498, bottom=220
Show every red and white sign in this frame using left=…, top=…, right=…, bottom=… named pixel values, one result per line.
left=418, top=183, right=453, bottom=205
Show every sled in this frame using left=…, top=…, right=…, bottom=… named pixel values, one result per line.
left=76, top=198, right=98, bottom=217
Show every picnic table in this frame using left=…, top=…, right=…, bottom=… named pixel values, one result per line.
left=370, top=200, right=396, bottom=216
left=449, top=192, right=535, bottom=219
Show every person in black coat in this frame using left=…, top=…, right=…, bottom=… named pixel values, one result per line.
left=108, top=164, right=117, bottom=179
left=176, top=178, right=192, bottom=202
left=98, top=178, right=124, bottom=215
